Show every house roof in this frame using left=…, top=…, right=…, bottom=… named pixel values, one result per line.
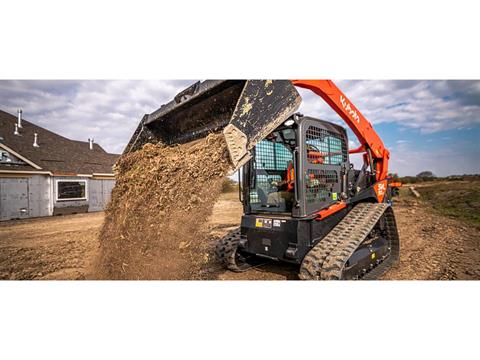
left=0, top=109, right=119, bottom=175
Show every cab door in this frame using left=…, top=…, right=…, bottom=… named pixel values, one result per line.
left=297, top=117, right=349, bottom=217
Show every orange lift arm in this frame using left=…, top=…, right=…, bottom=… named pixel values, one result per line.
left=291, top=80, right=390, bottom=181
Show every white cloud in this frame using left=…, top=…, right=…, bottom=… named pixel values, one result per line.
left=0, top=80, right=479, bottom=177
left=348, top=139, right=359, bottom=148
left=298, top=80, right=480, bottom=133
left=389, top=141, right=480, bottom=176
left=0, top=80, right=194, bottom=153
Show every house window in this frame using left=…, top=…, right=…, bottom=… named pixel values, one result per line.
left=56, top=180, right=87, bottom=201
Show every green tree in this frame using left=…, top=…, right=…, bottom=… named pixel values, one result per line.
left=416, top=171, right=436, bottom=180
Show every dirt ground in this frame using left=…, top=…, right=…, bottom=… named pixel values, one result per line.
left=1, top=185, right=479, bottom=280
left=0, top=212, right=102, bottom=280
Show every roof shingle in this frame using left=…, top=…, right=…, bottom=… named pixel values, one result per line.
left=0, top=109, right=119, bottom=174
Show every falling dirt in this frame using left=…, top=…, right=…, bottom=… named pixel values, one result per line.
left=93, top=133, right=232, bottom=280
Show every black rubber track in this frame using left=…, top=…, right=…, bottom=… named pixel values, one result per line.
left=299, top=203, right=400, bottom=280
left=362, top=206, right=400, bottom=280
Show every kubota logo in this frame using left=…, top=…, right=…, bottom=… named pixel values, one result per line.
left=340, top=95, right=360, bottom=123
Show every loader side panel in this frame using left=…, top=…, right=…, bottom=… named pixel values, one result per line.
left=240, top=208, right=348, bottom=264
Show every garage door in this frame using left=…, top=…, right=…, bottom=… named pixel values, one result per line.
left=0, top=178, right=29, bottom=221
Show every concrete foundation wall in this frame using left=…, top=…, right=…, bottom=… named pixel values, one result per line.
left=0, top=175, right=52, bottom=221
left=28, top=175, right=52, bottom=218
left=0, top=175, right=115, bottom=221
left=88, top=179, right=115, bottom=212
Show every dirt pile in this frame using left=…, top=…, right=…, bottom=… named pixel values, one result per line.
left=94, top=133, right=232, bottom=279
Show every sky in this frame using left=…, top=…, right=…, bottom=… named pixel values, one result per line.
left=0, top=80, right=479, bottom=176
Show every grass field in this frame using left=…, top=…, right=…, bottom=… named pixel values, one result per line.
left=414, top=179, right=480, bottom=227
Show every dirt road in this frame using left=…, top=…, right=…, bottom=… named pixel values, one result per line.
left=1, top=188, right=479, bottom=280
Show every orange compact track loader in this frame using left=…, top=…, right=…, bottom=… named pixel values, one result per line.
left=125, top=80, right=400, bottom=280
left=389, top=181, right=403, bottom=197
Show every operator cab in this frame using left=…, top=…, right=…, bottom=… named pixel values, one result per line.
left=247, top=126, right=297, bottom=213
left=242, top=114, right=349, bottom=218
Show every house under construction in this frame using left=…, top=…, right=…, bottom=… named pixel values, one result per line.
left=0, top=109, right=119, bottom=221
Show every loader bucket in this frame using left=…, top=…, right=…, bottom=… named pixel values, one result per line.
left=124, top=80, right=301, bottom=170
